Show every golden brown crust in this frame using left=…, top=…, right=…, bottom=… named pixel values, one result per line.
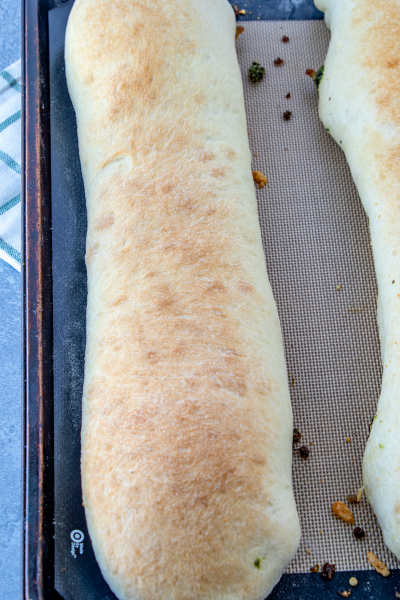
left=316, top=0, right=400, bottom=560
left=65, top=0, right=300, bottom=598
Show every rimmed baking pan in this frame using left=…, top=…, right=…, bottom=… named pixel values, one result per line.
left=22, top=0, right=400, bottom=598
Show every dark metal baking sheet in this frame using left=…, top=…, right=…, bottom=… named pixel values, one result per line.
left=24, top=0, right=399, bottom=598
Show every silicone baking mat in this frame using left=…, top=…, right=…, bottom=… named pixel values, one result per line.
left=237, top=19, right=399, bottom=574
left=49, top=7, right=400, bottom=600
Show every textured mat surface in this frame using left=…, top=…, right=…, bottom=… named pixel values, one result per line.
left=237, top=20, right=400, bottom=573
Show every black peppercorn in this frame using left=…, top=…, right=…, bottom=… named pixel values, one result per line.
left=353, top=527, right=365, bottom=539
left=299, top=445, right=309, bottom=459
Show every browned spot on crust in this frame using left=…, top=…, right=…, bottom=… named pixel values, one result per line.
left=161, top=183, right=174, bottom=194
left=238, top=280, right=254, bottom=293
left=224, top=147, right=237, bottom=159
left=386, top=58, right=399, bottom=69
left=199, top=150, right=215, bottom=162
left=193, top=91, right=206, bottom=105
left=355, top=0, right=400, bottom=127
left=85, top=241, right=99, bottom=264
left=109, top=294, right=128, bottom=307
left=211, top=166, right=228, bottom=177
left=145, top=350, right=158, bottom=362
left=95, top=212, right=115, bottom=231
left=204, top=280, right=225, bottom=293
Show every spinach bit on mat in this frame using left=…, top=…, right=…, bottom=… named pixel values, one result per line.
left=249, top=61, right=265, bottom=83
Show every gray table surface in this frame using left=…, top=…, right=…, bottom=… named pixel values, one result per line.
left=0, top=1, right=22, bottom=599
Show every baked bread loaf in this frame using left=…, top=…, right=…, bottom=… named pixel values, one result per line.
left=65, top=0, right=300, bottom=598
left=315, top=0, right=400, bottom=558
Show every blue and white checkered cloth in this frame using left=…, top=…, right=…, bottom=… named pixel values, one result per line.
left=0, top=60, right=21, bottom=272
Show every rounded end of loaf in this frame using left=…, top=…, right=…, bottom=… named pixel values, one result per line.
left=81, top=394, right=300, bottom=600
left=83, top=476, right=300, bottom=600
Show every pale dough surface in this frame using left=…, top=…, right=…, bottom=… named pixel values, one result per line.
left=65, top=0, right=300, bottom=598
left=315, top=0, right=400, bottom=559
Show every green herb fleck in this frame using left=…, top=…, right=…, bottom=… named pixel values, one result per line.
left=379, top=444, right=385, bottom=449
left=315, top=65, right=324, bottom=88
left=326, top=128, right=330, bottom=132
left=249, top=62, right=265, bottom=83
left=305, top=65, right=324, bottom=89
left=392, top=280, right=395, bottom=284
left=254, top=558, right=261, bottom=569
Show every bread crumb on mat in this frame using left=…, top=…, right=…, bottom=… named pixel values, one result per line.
left=332, top=501, right=354, bottom=524
left=235, top=26, right=244, bottom=40
left=252, top=171, right=268, bottom=188
left=321, top=563, right=336, bottom=580
left=366, top=551, right=390, bottom=576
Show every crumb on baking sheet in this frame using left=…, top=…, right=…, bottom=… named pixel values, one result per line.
left=252, top=170, right=268, bottom=188
left=395, top=592, right=400, bottom=599
left=332, top=501, right=354, bottom=524
left=337, top=591, right=351, bottom=598
left=274, top=57, right=284, bottom=66
left=235, top=26, right=244, bottom=40
left=282, top=35, right=289, bottom=42
left=321, top=563, right=336, bottom=580
left=337, top=284, right=342, bottom=291
left=349, top=577, right=358, bottom=587
left=310, top=564, right=319, bottom=573
left=249, top=61, right=265, bottom=83
left=283, top=111, right=292, bottom=120
left=299, top=445, right=309, bottom=459
left=366, top=551, right=390, bottom=576
left=293, top=427, right=302, bottom=444
left=357, top=487, right=363, bottom=503
left=239, top=9, right=246, bottom=14
left=346, top=437, right=351, bottom=443
left=347, top=494, right=358, bottom=504
left=232, top=4, right=240, bottom=15
left=353, top=527, right=365, bottom=540
left=286, top=92, right=291, bottom=98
